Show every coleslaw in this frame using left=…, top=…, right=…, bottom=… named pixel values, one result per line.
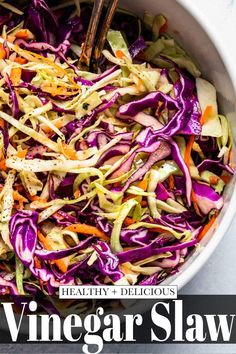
left=0, top=0, right=233, bottom=295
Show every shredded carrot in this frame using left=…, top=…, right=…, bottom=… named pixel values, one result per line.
left=209, top=176, right=218, bottom=185
left=73, top=190, right=80, bottom=199
left=41, top=118, right=66, bottom=135
left=191, top=190, right=202, bottom=216
left=61, top=143, right=78, bottom=160
left=120, top=263, right=131, bottom=274
left=0, top=119, right=4, bottom=129
left=14, top=57, right=28, bottom=65
left=42, top=85, right=78, bottom=97
left=184, top=135, right=195, bottom=166
left=13, top=191, right=28, bottom=203
left=0, top=160, right=7, bottom=171
left=37, top=231, right=48, bottom=245
left=137, top=178, right=148, bottom=191
left=15, top=29, right=34, bottom=40
left=37, top=231, right=69, bottom=273
left=6, top=35, right=15, bottom=43
left=16, top=149, right=28, bottom=158
left=184, top=136, right=202, bottom=214
left=10, top=67, right=22, bottom=86
left=124, top=217, right=136, bottom=226
left=115, top=50, right=125, bottom=59
left=120, top=263, right=138, bottom=275
left=55, top=260, right=69, bottom=274
left=34, top=257, right=41, bottom=269
left=28, top=195, right=48, bottom=203
left=200, top=105, right=213, bottom=125
left=168, top=175, right=175, bottom=189
left=15, top=29, right=28, bottom=39
left=41, top=125, right=52, bottom=134
left=197, top=213, right=218, bottom=241
left=13, top=191, right=28, bottom=209
left=65, top=223, right=109, bottom=241
left=0, top=44, right=6, bottom=59
left=54, top=119, right=65, bottom=129
left=137, top=78, right=142, bottom=91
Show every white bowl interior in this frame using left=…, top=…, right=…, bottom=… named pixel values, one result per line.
left=120, top=0, right=236, bottom=290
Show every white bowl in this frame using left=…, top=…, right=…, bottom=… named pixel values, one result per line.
left=120, top=0, right=236, bottom=291
left=1, top=1, right=235, bottom=334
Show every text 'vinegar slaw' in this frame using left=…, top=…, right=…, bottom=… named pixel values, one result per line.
left=0, top=0, right=233, bottom=295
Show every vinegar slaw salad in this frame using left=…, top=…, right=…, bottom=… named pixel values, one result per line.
left=0, top=0, right=233, bottom=295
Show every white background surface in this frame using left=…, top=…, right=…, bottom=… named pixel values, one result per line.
left=1, top=0, right=236, bottom=353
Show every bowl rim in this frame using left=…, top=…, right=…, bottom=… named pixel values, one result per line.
left=167, top=0, right=236, bottom=291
